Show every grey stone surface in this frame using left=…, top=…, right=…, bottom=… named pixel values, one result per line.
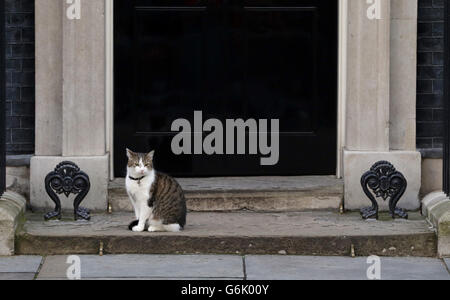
left=245, top=256, right=450, bottom=280
left=17, top=211, right=436, bottom=257
left=0, top=254, right=446, bottom=280
left=0, top=273, right=36, bottom=280
left=445, top=258, right=450, bottom=270
left=439, top=236, right=450, bottom=258
left=30, top=155, right=109, bottom=211
left=0, top=256, right=42, bottom=273
left=421, top=192, right=450, bottom=257
left=62, top=0, right=106, bottom=156
left=109, top=176, right=344, bottom=212
left=344, top=150, right=422, bottom=211
left=0, top=191, right=27, bottom=255
left=21, top=211, right=432, bottom=238
left=6, top=166, right=30, bottom=200
left=157, top=176, right=342, bottom=192
left=345, top=0, right=390, bottom=152
left=37, top=255, right=244, bottom=279
left=390, top=0, right=418, bottom=151
left=35, top=0, right=63, bottom=156
left=38, top=277, right=241, bottom=281
left=421, top=191, right=446, bottom=218
left=420, top=159, right=443, bottom=197
left=36, top=0, right=107, bottom=157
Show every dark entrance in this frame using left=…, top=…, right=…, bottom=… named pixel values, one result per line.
left=114, top=0, right=337, bottom=177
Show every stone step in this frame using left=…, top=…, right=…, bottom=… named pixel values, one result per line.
left=16, top=211, right=437, bottom=257
left=109, top=176, right=344, bottom=212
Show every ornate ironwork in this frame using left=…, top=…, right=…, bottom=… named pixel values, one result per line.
left=44, top=161, right=91, bottom=221
left=360, top=161, right=408, bottom=220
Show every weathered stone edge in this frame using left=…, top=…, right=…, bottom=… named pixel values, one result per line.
left=422, top=191, right=450, bottom=257
left=15, top=233, right=436, bottom=257
left=0, top=191, right=27, bottom=255
left=109, top=189, right=343, bottom=213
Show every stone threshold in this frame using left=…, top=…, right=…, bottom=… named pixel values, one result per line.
left=109, top=176, right=344, bottom=212
left=16, top=211, right=436, bottom=257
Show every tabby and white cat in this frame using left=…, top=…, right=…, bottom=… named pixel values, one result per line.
left=125, top=149, right=187, bottom=232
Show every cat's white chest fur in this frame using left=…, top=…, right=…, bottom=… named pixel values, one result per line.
left=126, top=169, right=155, bottom=203
left=126, top=170, right=156, bottom=228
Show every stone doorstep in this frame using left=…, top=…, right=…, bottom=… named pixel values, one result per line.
left=16, top=211, right=437, bottom=257
left=109, top=176, right=344, bottom=212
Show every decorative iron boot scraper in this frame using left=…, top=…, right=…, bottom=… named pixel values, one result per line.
left=360, top=161, right=408, bottom=220
left=44, top=161, right=91, bottom=221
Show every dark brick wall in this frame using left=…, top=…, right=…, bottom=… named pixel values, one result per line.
left=4, top=0, right=35, bottom=155
left=417, top=0, right=445, bottom=157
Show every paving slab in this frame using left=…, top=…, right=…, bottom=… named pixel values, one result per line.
left=37, top=255, right=244, bottom=280
left=445, top=258, right=450, bottom=271
left=0, top=273, right=36, bottom=280
left=38, top=277, right=242, bottom=281
left=245, top=256, right=450, bottom=280
left=16, top=211, right=437, bottom=257
left=0, top=256, right=42, bottom=273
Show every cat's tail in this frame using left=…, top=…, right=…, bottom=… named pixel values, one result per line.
left=128, top=220, right=139, bottom=231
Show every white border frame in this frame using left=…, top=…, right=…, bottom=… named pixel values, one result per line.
left=105, top=0, right=347, bottom=179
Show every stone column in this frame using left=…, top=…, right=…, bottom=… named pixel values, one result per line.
left=343, top=0, right=421, bottom=211
left=31, top=0, right=109, bottom=211
left=34, top=0, right=63, bottom=156
left=62, top=0, right=106, bottom=156
left=389, top=0, right=418, bottom=151
left=345, top=0, right=390, bottom=152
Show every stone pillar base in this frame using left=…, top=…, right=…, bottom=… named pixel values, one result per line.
left=421, top=192, right=450, bottom=257
left=30, top=155, right=109, bottom=212
left=0, top=191, right=27, bottom=255
left=343, top=150, right=421, bottom=211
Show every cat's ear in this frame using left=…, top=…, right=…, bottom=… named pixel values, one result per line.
left=126, top=148, right=135, bottom=159
left=146, top=150, right=155, bottom=161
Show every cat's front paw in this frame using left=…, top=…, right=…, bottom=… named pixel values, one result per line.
left=132, top=225, right=145, bottom=232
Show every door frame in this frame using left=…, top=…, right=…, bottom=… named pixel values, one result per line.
left=106, top=0, right=347, bottom=180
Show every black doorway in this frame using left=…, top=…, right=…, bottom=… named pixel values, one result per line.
left=114, top=0, right=338, bottom=177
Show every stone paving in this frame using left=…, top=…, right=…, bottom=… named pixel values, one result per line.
left=0, top=256, right=42, bottom=280
left=17, top=211, right=437, bottom=257
left=0, top=255, right=448, bottom=280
